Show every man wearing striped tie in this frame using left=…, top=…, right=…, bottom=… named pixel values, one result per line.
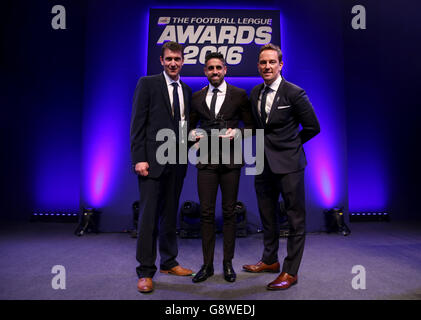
left=130, top=41, right=193, bottom=294
left=243, top=43, right=320, bottom=290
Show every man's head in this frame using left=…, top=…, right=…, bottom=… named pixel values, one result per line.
left=204, top=52, right=227, bottom=87
left=160, top=41, right=184, bottom=80
left=257, top=43, right=283, bottom=85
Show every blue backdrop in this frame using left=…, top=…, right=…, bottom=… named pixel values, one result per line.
left=2, top=0, right=420, bottom=230
left=79, top=0, right=347, bottom=232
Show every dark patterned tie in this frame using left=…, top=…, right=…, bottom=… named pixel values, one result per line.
left=209, top=88, right=219, bottom=120
left=171, top=82, right=181, bottom=137
left=260, top=85, right=271, bottom=125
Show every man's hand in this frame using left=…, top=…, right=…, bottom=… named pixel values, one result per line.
left=135, top=162, right=149, bottom=176
left=190, top=129, right=203, bottom=141
left=219, top=128, right=237, bottom=140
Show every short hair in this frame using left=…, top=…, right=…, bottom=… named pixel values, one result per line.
left=204, top=51, right=225, bottom=65
left=161, top=41, right=184, bottom=58
left=259, top=43, right=283, bottom=62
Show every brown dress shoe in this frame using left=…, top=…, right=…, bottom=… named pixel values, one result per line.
left=267, top=272, right=298, bottom=290
left=160, top=265, right=193, bottom=276
left=242, top=261, right=280, bottom=273
left=137, top=277, right=154, bottom=293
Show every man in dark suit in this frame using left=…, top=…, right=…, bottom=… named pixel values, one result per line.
left=243, top=44, right=320, bottom=290
left=189, top=52, right=254, bottom=283
left=130, top=41, right=193, bottom=293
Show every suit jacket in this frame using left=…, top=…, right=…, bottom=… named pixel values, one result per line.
left=130, top=73, right=192, bottom=178
left=250, top=78, right=320, bottom=174
left=189, top=83, right=254, bottom=169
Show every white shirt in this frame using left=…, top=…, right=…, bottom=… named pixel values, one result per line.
left=206, top=80, right=227, bottom=117
left=163, top=71, right=185, bottom=121
left=258, top=74, right=282, bottom=123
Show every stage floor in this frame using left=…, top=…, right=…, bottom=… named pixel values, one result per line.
left=1, top=220, right=421, bottom=300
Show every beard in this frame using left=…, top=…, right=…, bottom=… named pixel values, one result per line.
left=209, top=75, right=223, bottom=87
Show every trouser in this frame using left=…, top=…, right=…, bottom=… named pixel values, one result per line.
left=197, top=166, right=241, bottom=265
left=255, top=165, right=306, bottom=276
left=136, top=165, right=185, bottom=278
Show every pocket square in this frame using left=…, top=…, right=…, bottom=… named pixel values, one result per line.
left=277, top=105, right=291, bottom=109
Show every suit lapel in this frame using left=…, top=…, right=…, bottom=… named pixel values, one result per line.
left=217, top=83, right=231, bottom=117
left=180, top=80, right=189, bottom=118
left=253, top=83, right=265, bottom=127
left=200, top=85, right=211, bottom=119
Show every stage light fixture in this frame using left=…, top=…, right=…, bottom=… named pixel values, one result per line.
left=349, top=212, right=390, bottom=222
left=179, top=200, right=201, bottom=238
left=324, top=207, right=351, bottom=236
left=30, top=212, right=79, bottom=223
left=74, top=208, right=101, bottom=236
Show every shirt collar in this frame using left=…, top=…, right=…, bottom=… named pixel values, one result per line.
left=265, top=74, right=282, bottom=92
left=208, top=80, right=227, bottom=94
left=163, top=71, right=181, bottom=87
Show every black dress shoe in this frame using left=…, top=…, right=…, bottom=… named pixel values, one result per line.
left=192, top=264, right=214, bottom=283
left=223, top=260, right=236, bottom=282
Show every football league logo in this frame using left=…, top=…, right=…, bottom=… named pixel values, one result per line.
left=158, top=17, right=171, bottom=25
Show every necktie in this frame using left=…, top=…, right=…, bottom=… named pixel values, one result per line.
left=171, top=82, right=181, bottom=137
left=171, top=82, right=181, bottom=121
left=209, top=88, right=219, bottom=120
left=260, top=85, right=271, bottom=125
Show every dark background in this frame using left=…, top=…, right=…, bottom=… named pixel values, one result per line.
left=1, top=0, right=420, bottom=229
